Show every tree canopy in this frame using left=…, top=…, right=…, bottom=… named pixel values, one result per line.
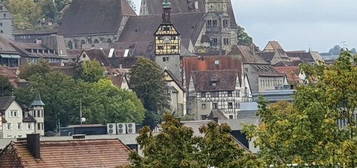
left=129, top=114, right=255, bottom=168
left=244, top=51, right=357, bottom=166
left=237, top=26, right=253, bottom=46
left=15, top=62, right=145, bottom=131
left=75, top=60, right=106, bottom=83
left=129, top=58, right=170, bottom=128
left=0, top=76, right=13, bottom=96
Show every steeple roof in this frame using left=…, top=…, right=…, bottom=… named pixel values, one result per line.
left=31, top=94, right=45, bottom=106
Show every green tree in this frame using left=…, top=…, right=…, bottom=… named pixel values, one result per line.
left=15, top=71, right=78, bottom=131
left=15, top=71, right=145, bottom=131
left=76, top=60, right=106, bottom=83
left=6, top=0, right=42, bottom=30
left=18, top=60, right=51, bottom=80
left=129, top=114, right=254, bottom=168
left=244, top=51, right=357, bottom=166
left=129, top=58, right=170, bottom=128
left=237, top=26, right=253, bottom=46
left=0, top=76, right=13, bottom=96
left=78, top=79, right=145, bottom=124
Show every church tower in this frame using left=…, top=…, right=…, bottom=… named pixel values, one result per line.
left=154, top=0, right=182, bottom=80
left=30, top=94, right=45, bottom=136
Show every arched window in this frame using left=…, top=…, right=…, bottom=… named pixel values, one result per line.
left=94, top=39, right=100, bottom=44
left=81, top=40, right=86, bottom=44
left=107, top=38, right=112, bottom=43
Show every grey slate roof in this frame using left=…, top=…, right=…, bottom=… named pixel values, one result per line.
left=31, top=95, right=45, bottom=106
left=141, top=0, right=237, bottom=28
left=0, top=96, right=15, bottom=113
left=58, top=0, right=136, bottom=37
left=115, top=13, right=205, bottom=58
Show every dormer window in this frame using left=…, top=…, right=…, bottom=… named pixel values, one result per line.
left=211, top=82, right=217, bottom=87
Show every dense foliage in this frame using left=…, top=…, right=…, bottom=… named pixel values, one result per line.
left=129, top=58, right=170, bottom=128
left=15, top=61, right=145, bottom=131
left=245, top=51, right=357, bottom=166
left=0, top=76, right=13, bottom=96
left=128, top=114, right=256, bottom=168
left=75, top=60, right=106, bottom=83
left=237, top=26, right=253, bottom=46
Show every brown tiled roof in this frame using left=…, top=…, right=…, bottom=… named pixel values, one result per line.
left=58, top=0, right=136, bottom=37
left=0, top=35, right=19, bottom=54
left=192, top=70, right=239, bottom=92
left=273, top=66, right=300, bottom=84
left=286, top=51, right=315, bottom=63
left=0, top=139, right=131, bottom=168
left=229, top=45, right=267, bottom=64
left=81, top=49, right=111, bottom=66
left=183, top=56, right=242, bottom=88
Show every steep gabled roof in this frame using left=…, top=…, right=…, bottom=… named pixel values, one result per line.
left=140, top=0, right=237, bottom=27
left=0, top=96, right=15, bottom=113
left=118, top=12, right=205, bottom=44
left=183, top=56, right=242, bottom=88
left=58, top=0, right=136, bottom=37
left=286, top=51, right=315, bottom=63
left=192, top=70, right=239, bottom=92
left=273, top=66, right=300, bottom=84
left=229, top=45, right=267, bottom=64
left=0, top=139, right=131, bottom=168
left=263, top=41, right=284, bottom=52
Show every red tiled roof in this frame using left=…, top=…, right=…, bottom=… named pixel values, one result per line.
left=183, top=56, right=242, bottom=87
left=0, top=139, right=131, bottom=168
left=273, top=66, right=300, bottom=84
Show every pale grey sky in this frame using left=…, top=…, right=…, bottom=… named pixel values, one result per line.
left=133, top=0, right=357, bottom=52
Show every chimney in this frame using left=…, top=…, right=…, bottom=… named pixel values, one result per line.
left=27, top=134, right=41, bottom=159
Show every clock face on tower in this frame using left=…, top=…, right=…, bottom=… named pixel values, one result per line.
left=155, top=24, right=180, bottom=55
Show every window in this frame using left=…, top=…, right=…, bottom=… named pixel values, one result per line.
left=158, top=46, right=164, bottom=50
left=223, top=20, right=229, bottom=28
left=201, top=92, right=206, bottom=98
left=37, top=110, right=40, bottom=117
left=162, top=57, right=169, bottom=62
left=207, top=20, right=212, bottom=28
left=211, top=38, right=218, bottom=46
left=236, top=91, right=240, bottom=97
left=228, top=102, right=233, bottom=109
left=0, top=22, right=2, bottom=26
left=201, top=103, right=206, bottom=109
left=8, top=123, right=11, bottom=130
left=41, top=123, right=44, bottom=130
left=33, top=110, right=36, bottom=117
left=211, top=82, right=217, bottom=87
left=229, top=115, right=233, bottom=119
left=41, top=110, right=44, bottom=117
left=211, top=92, right=219, bottom=97
left=170, top=46, right=177, bottom=49
left=38, top=123, right=41, bottom=130
left=163, top=27, right=170, bottom=31
left=3, top=13, right=6, bottom=18
left=228, top=91, right=233, bottom=97
left=171, top=36, right=176, bottom=40
left=212, top=20, right=218, bottom=27
left=28, top=123, right=32, bottom=129
left=18, top=123, right=21, bottom=129
left=223, top=38, right=230, bottom=45
left=0, top=6, right=3, bottom=10
left=212, top=103, right=218, bottom=109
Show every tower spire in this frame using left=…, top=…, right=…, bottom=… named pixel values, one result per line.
left=162, top=0, right=171, bottom=23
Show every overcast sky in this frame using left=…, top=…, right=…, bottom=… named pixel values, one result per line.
left=133, top=0, right=357, bottom=52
